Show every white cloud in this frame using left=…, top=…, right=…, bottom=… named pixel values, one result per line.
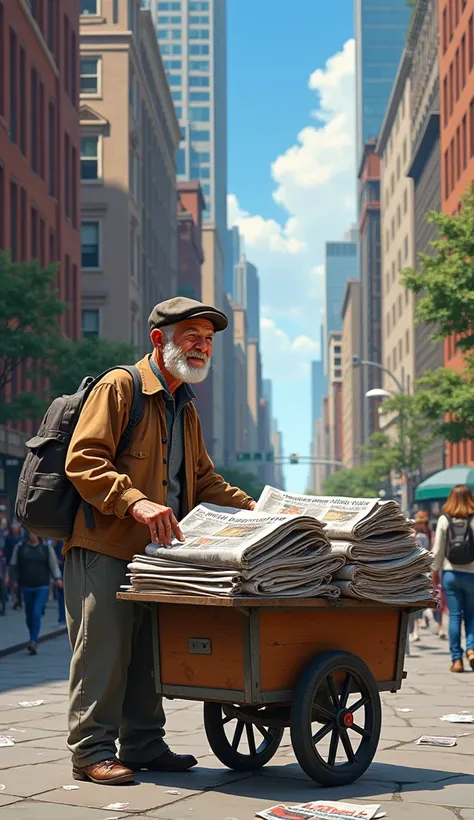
left=228, top=38, right=356, bottom=373
left=260, top=318, right=320, bottom=382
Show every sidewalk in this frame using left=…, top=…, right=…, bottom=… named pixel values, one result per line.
left=1, top=624, right=474, bottom=818
left=0, top=597, right=67, bottom=656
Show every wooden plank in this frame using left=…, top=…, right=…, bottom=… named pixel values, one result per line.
left=117, top=591, right=430, bottom=611
left=259, top=609, right=400, bottom=690
left=158, top=604, right=246, bottom=690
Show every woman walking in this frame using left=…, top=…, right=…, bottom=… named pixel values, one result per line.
left=9, top=531, right=62, bottom=655
left=432, top=485, right=474, bottom=672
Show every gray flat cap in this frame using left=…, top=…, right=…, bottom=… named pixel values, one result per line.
left=148, top=297, right=228, bottom=332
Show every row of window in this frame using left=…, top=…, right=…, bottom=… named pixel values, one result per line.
left=159, top=43, right=210, bottom=55
left=381, top=89, right=409, bottom=167
left=385, top=244, right=410, bottom=296
left=167, top=73, right=210, bottom=87
left=443, top=17, right=474, bottom=127
left=385, top=198, right=410, bottom=253
left=442, top=0, right=468, bottom=53
left=443, top=103, right=474, bottom=198
left=158, top=1, right=209, bottom=8
left=386, top=331, right=410, bottom=374
left=385, top=291, right=410, bottom=338
left=384, top=145, right=408, bottom=208
left=158, top=15, right=208, bottom=24
left=159, top=27, right=209, bottom=39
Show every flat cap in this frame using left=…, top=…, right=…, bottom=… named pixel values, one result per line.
left=148, top=297, right=228, bottom=333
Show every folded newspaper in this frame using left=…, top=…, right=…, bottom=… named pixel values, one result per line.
left=332, top=546, right=434, bottom=604
left=127, top=504, right=342, bottom=598
left=256, top=486, right=414, bottom=546
left=256, top=801, right=384, bottom=820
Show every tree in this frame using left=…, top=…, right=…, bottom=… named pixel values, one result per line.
left=213, top=466, right=265, bottom=500
left=0, top=252, right=67, bottom=423
left=50, top=337, right=137, bottom=398
left=379, top=393, right=433, bottom=476
left=402, top=189, right=474, bottom=443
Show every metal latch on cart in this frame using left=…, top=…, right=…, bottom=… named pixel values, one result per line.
left=188, top=638, right=212, bottom=655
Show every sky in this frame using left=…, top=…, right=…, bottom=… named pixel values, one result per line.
left=227, top=0, right=356, bottom=492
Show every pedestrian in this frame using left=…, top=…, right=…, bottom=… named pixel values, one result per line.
left=409, top=512, right=432, bottom=642
left=8, top=531, right=62, bottom=655
left=0, top=545, right=6, bottom=616
left=63, top=297, right=257, bottom=785
left=432, top=484, right=474, bottom=672
left=52, top=540, right=66, bottom=624
left=4, top=522, right=23, bottom=609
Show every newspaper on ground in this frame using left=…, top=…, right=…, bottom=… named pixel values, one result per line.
left=0, top=737, right=14, bottom=748
left=127, top=504, right=341, bottom=598
left=255, top=801, right=383, bottom=820
left=440, top=714, right=474, bottom=723
left=332, top=546, right=433, bottom=604
left=416, top=735, right=457, bottom=747
left=256, top=486, right=413, bottom=545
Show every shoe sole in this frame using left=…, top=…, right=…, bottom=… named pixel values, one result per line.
left=72, top=768, right=135, bottom=785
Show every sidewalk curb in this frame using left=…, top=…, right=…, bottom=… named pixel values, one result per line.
left=0, top=626, right=67, bottom=659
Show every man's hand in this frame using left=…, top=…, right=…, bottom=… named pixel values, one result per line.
left=130, top=499, right=184, bottom=545
left=56, top=579, right=63, bottom=590
left=248, top=500, right=256, bottom=511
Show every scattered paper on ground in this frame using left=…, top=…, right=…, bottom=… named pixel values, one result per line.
left=166, top=789, right=181, bottom=795
left=256, top=801, right=382, bottom=820
left=396, top=708, right=413, bottom=712
left=8, top=728, right=25, bottom=732
left=62, top=785, right=80, bottom=790
left=440, top=714, right=474, bottom=723
left=0, top=785, right=5, bottom=791
left=18, top=700, right=44, bottom=707
left=103, top=805, right=130, bottom=811
left=0, top=737, right=14, bottom=748
left=416, top=735, right=457, bottom=747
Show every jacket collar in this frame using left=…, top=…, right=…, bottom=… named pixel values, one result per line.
left=136, top=354, right=196, bottom=399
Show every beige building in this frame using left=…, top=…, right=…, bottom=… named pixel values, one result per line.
left=201, top=225, right=225, bottom=462
left=246, top=338, right=261, bottom=460
left=342, top=280, right=362, bottom=468
left=327, top=332, right=343, bottom=477
left=231, top=303, right=249, bottom=455
left=377, top=51, right=415, bottom=408
left=79, top=0, right=180, bottom=352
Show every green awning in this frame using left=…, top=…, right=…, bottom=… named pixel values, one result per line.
left=415, top=465, right=474, bottom=501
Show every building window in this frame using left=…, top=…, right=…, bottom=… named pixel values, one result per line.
left=189, top=15, right=209, bottom=24
left=444, top=148, right=449, bottom=198
left=82, top=309, right=100, bottom=337
left=80, top=0, right=99, bottom=14
left=81, top=221, right=100, bottom=268
left=158, top=1, right=181, bottom=8
left=189, top=44, right=209, bottom=55
left=385, top=230, right=389, bottom=251
left=189, top=106, right=209, bottom=122
left=403, top=187, right=408, bottom=214
left=171, top=90, right=182, bottom=102
left=392, top=261, right=395, bottom=282
left=65, top=133, right=71, bottom=217
left=81, top=135, right=100, bottom=180
left=190, top=90, right=209, bottom=102
left=189, top=28, right=209, bottom=39
left=9, top=27, right=17, bottom=143
left=405, top=330, right=410, bottom=355
left=443, top=76, right=448, bottom=126
left=163, top=59, right=182, bottom=69
left=456, top=125, right=461, bottom=180
left=189, top=60, right=209, bottom=71
left=18, top=47, right=26, bottom=156
left=158, top=15, right=182, bottom=23
left=9, top=182, right=17, bottom=261
left=49, top=229, right=56, bottom=263
left=397, top=205, right=401, bottom=228
left=462, top=34, right=467, bottom=87
left=443, top=8, right=448, bottom=52
left=80, top=56, right=100, bottom=94
left=39, top=217, right=45, bottom=267
left=404, top=235, right=408, bottom=260
left=72, top=145, right=78, bottom=228
left=64, top=14, right=70, bottom=95
left=470, top=15, right=474, bottom=71
left=46, top=0, right=55, bottom=53
left=31, top=206, right=38, bottom=259
left=48, top=102, right=56, bottom=196
left=386, top=312, right=390, bottom=335
left=449, top=62, right=454, bottom=117
left=462, top=113, right=467, bottom=169
left=31, top=68, right=38, bottom=173
left=397, top=249, right=402, bottom=271
left=177, top=147, right=185, bottom=175
left=456, top=48, right=460, bottom=100
left=190, top=127, right=209, bottom=141
left=159, top=44, right=182, bottom=54
left=189, top=1, right=209, bottom=8
left=71, top=30, right=77, bottom=103
left=450, top=137, right=455, bottom=193
left=396, top=155, right=400, bottom=180
left=39, top=82, right=45, bottom=179
left=20, top=187, right=26, bottom=257
left=168, top=73, right=182, bottom=85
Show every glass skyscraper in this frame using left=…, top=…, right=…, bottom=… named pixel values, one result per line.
left=145, top=0, right=227, bottom=244
left=323, top=230, right=359, bottom=375
left=355, top=0, right=411, bottom=165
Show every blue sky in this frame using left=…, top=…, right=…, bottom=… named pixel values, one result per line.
left=227, top=0, right=356, bottom=491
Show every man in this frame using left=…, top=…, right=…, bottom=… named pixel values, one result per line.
left=4, top=522, right=23, bottom=609
left=64, top=297, right=256, bottom=785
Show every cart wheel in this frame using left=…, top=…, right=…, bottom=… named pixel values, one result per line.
left=204, top=702, right=284, bottom=771
left=290, top=651, right=381, bottom=786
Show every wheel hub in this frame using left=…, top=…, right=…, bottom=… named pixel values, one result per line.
left=338, top=710, right=354, bottom=728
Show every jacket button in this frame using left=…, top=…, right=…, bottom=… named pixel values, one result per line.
left=162, top=479, right=168, bottom=486
left=162, top=437, right=168, bottom=444
left=163, top=458, right=168, bottom=465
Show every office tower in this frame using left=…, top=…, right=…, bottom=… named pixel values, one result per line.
left=327, top=332, right=344, bottom=476
left=233, top=256, right=260, bottom=340
left=225, top=225, right=240, bottom=296
left=149, top=0, right=227, bottom=244
left=355, top=0, right=411, bottom=166
left=342, top=280, right=362, bottom=468
left=358, top=139, right=382, bottom=444
left=311, top=361, right=326, bottom=429
left=407, top=0, right=444, bottom=477
left=322, top=232, right=359, bottom=375
left=80, top=2, right=180, bottom=353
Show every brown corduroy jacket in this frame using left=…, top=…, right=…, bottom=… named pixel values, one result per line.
left=64, top=354, right=254, bottom=562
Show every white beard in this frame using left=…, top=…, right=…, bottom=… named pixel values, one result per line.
left=162, top=339, right=211, bottom=384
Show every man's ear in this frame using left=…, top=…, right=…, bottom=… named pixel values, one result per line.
left=150, top=328, right=164, bottom=350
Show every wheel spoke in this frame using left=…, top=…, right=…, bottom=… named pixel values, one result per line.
left=312, top=722, right=333, bottom=744
left=328, top=729, right=339, bottom=766
left=231, top=720, right=244, bottom=750
left=326, top=673, right=340, bottom=709
left=313, top=704, right=337, bottom=722
left=351, top=723, right=370, bottom=739
left=340, top=728, right=355, bottom=763
left=350, top=696, right=369, bottom=714
left=246, top=723, right=257, bottom=755
left=340, top=673, right=352, bottom=708
left=222, top=715, right=233, bottom=725
left=255, top=725, right=272, bottom=741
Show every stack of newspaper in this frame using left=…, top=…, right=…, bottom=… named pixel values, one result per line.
left=127, top=504, right=344, bottom=598
left=256, top=487, right=433, bottom=605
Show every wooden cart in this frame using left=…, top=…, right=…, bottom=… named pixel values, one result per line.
left=118, top=592, right=416, bottom=787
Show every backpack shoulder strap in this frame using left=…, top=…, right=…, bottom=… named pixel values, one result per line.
left=82, top=365, right=145, bottom=530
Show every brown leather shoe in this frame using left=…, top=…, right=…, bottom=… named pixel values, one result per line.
left=467, top=650, right=474, bottom=670
left=72, top=758, right=135, bottom=784
left=450, top=659, right=464, bottom=673
left=121, top=749, right=198, bottom=772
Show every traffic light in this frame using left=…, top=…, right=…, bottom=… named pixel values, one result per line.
left=289, top=453, right=299, bottom=464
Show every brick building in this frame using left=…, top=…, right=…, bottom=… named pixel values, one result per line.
left=439, top=0, right=474, bottom=466
left=176, top=181, right=204, bottom=301
left=0, top=0, right=81, bottom=515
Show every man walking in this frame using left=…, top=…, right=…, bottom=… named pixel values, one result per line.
left=64, top=297, right=256, bottom=785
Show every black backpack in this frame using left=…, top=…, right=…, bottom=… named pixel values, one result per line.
left=15, top=366, right=145, bottom=541
left=445, top=514, right=474, bottom=565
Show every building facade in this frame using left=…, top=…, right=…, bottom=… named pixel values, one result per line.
left=79, top=1, right=180, bottom=352
left=355, top=0, right=411, bottom=165
left=358, top=140, right=382, bottom=444
left=377, top=52, right=416, bottom=401
left=341, top=279, right=362, bottom=468
left=439, top=0, right=474, bottom=467
left=0, top=0, right=81, bottom=515
left=322, top=231, right=359, bottom=375
left=327, top=332, right=343, bottom=476
left=176, top=180, right=204, bottom=300
left=232, top=302, right=249, bottom=455
left=233, top=255, right=260, bottom=340
left=407, top=0, right=444, bottom=478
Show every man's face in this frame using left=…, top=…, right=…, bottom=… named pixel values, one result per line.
left=158, top=319, right=215, bottom=384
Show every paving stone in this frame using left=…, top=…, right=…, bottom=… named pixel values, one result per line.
left=0, top=746, right=69, bottom=769
left=0, top=801, right=135, bottom=819
left=0, top=758, right=74, bottom=797
left=401, top=776, right=474, bottom=807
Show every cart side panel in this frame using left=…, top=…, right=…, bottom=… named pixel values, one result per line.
left=158, top=604, right=245, bottom=690
left=259, top=609, right=400, bottom=691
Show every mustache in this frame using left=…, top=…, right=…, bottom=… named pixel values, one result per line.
left=185, top=350, right=209, bottom=362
